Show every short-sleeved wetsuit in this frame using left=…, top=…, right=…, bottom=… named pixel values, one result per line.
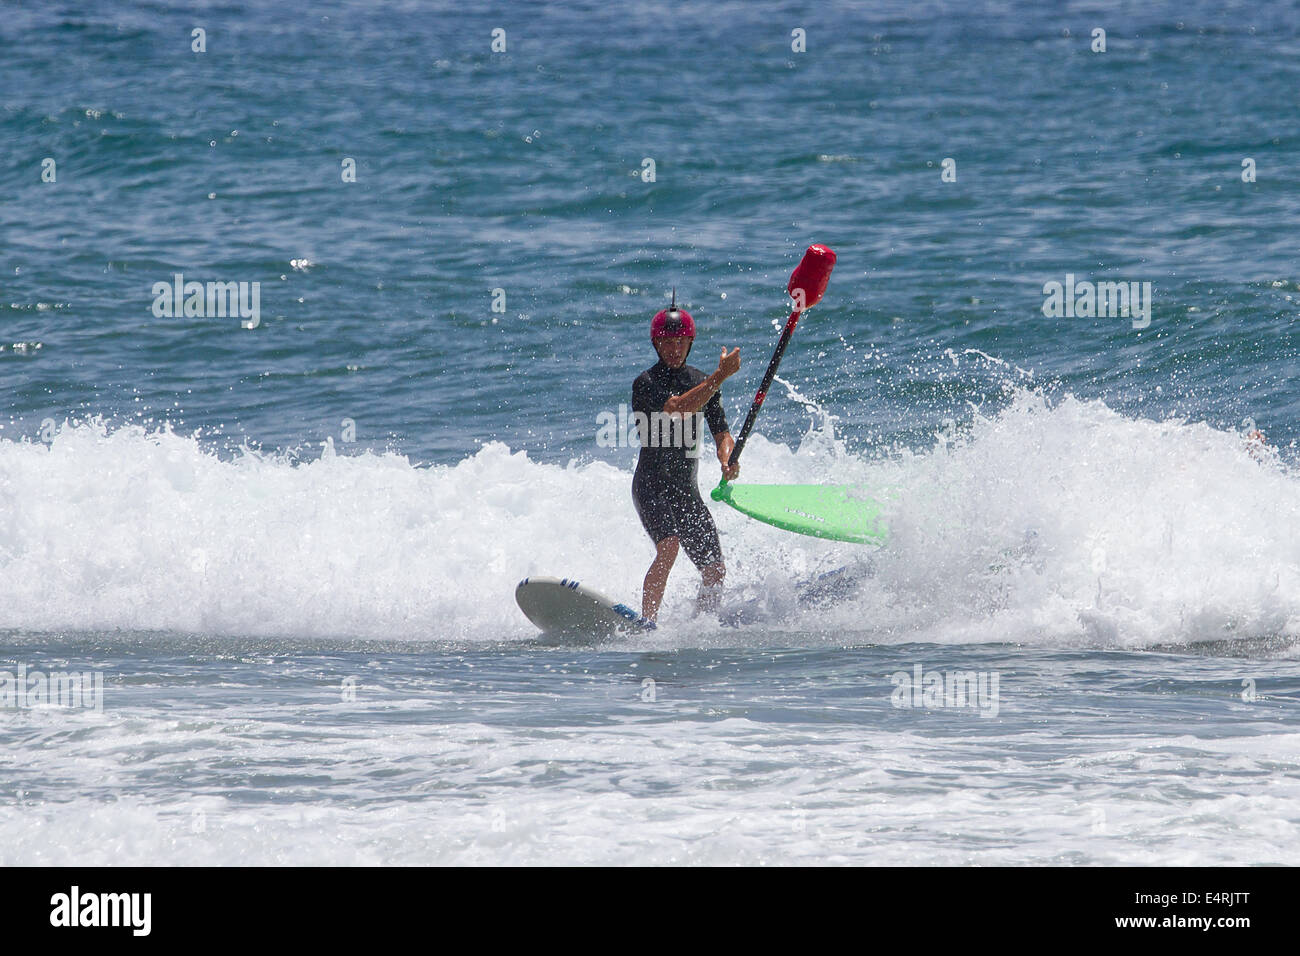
left=631, top=360, right=729, bottom=569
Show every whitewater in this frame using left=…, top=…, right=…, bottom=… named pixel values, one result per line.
left=3, top=389, right=1298, bottom=653
left=1, top=392, right=1297, bottom=866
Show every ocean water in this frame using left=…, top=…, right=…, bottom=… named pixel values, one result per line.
left=2, top=0, right=1299, bottom=865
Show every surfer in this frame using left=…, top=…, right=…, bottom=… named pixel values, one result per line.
left=632, top=293, right=741, bottom=622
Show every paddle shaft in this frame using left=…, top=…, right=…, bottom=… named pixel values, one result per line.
left=723, top=243, right=836, bottom=473
left=726, top=309, right=801, bottom=469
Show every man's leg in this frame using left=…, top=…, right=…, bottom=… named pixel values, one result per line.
left=642, top=536, right=679, bottom=622
left=696, top=561, right=726, bottom=615
left=677, top=492, right=725, bottom=617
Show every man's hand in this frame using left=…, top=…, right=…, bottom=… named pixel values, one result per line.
left=716, top=347, right=740, bottom=380
left=716, top=431, right=738, bottom=482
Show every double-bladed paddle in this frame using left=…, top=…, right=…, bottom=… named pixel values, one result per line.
left=711, top=244, right=888, bottom=546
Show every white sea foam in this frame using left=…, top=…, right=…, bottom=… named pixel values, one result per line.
left=3, top=713, right=1297, bottom=866
left=1, top=393, right=1298, bottom=650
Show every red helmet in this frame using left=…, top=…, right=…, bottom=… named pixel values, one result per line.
left=651, top=288, right=695, bottom=340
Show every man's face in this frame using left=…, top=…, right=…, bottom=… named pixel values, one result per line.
left=655, top=337, right=692, bottom=368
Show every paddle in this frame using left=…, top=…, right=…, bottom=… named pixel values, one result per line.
left=709, top=244, right=887, bottom=545
left=725, top=244, right=837, bottom=471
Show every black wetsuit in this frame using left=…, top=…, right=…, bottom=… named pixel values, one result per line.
left=631, top=360, right=728, bottom=568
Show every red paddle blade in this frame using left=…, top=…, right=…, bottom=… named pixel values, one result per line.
left=787, top=244, right=837, bottom=310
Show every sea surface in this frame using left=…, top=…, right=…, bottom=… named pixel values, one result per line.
left=1, top=0, right=1298, bottom=865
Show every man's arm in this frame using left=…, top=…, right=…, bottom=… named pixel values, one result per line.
left=663, top=348, right=740, bottom=416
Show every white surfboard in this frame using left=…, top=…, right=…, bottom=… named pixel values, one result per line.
left=515, top=576, right=656, bottom=636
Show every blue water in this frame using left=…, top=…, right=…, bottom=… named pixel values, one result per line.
left=2, top=0, right=1298, bottom=864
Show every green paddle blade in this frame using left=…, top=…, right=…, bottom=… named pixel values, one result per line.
left=710, top=482, right=888, bottom=545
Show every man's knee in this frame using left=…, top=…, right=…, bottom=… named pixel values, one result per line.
left=655, top=537, right=680, bottom=561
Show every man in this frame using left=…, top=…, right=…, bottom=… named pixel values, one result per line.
left=632, top=292, right=741, bottom=622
